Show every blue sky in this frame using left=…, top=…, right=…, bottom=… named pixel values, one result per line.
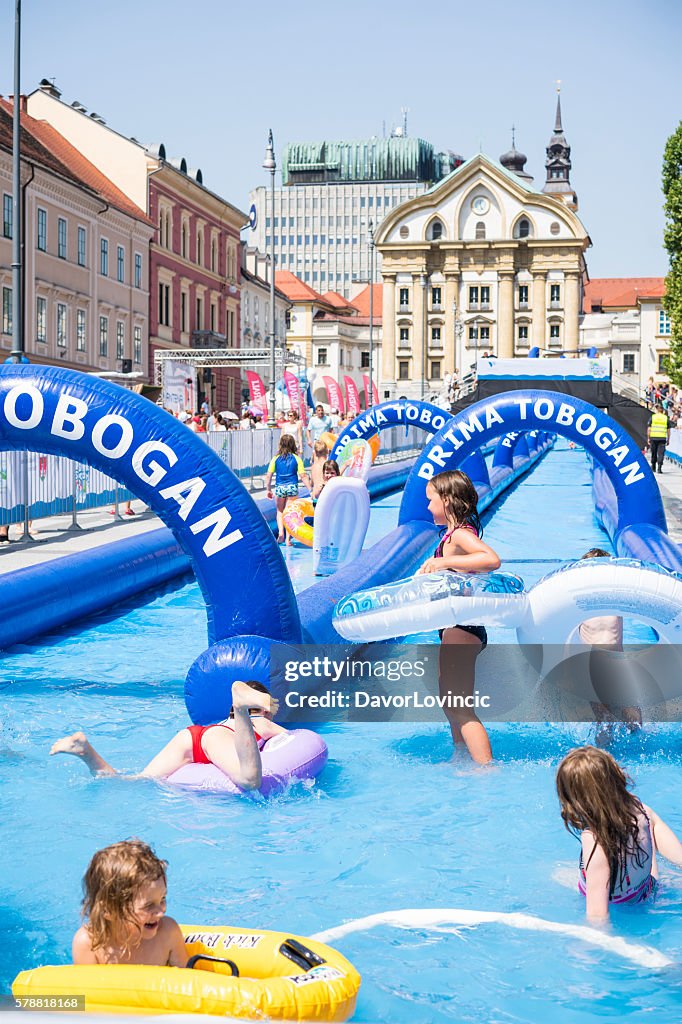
left=2, top=0, right=680, bottom=278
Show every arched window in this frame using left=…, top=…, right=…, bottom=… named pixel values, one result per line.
left=518, top=218, right=530, bottom=238
left=428, top=219, right=444, bottom=241
left=475, top=221, right=486, bottom=240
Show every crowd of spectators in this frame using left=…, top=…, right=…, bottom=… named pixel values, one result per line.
left=644, top=378, right=680, bottom=426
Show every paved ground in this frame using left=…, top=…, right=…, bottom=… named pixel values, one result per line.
left=1, top=453, right=680, bottom=578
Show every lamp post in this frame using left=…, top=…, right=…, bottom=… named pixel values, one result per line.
left=368, top=219, right=374, bottom=407
left=420, top=272, right=427, bottom=399
left=10, top=0, right=23, bottom=363
left=263, top=129, right=276, bottom=426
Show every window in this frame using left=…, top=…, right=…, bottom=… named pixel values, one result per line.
left=399, top=287, right=410, bottom=308
left=549, top=324, right=560, bottom=342
left=3, top=194, right=12, bottom=238
left=58, top=217, right=67, bottom=259
left=469, top=286, right=479, bottom=307
left=398, top=360, right=410, bottom=380
left=518, top=284, right=529, bottom=306
left=431, top=326, right=442, bottom=346
left=658, top=351, right=669, bottom=373
left=197, top=229, right=203, bottom=266
left=56, top=303, right=67, bottom=348
left=159, top=284, right=170, bottom=327
left=431, top=286, right=442, bottom=308
left=134, top=252, right=142, bottom=289
left=659, top=310, right=671, bottom=335
left=2, top=287, right=11, bottom=335
left=622, top=353, right=636, bottom=373
left=100, top=238, right=108, bottom=276
left=339, top=349, right=344, bottom=367
left=196, top=296, right=203, bottom=330
left=399, top=327, right=410, bottom=346
left=468, top=325, right=478, bottom=342
left=517, top=218, right=530, bottom=239
left=181, top=292, right=187, bottom=333
left=518, top=325, right=529, bottom=342
left=430, top=360, right=441, bottom=380
left=428, top=219, right=443, bottom=241
left=480, top=286, right=490, bottom=307
left=99, top=315, right=108, bottom=356
left=116, top=320, right=125, bottom=360
left=480, top=326, right=490, bottom=342
left=117, top=245, right=125, bottom=283
left=211, top=237, right=217, bottom=272
left=361, top=351, right=370, bottom=368
left=181, top=221, right=187, bottom=258
left=134, top=325, right=142, bottom=365
left=210, top=303, right=216, bottom=332
left=316, top=347, right=328, bottom=365
left=76, top=308, right=86, bottom=351
left=550, top=284, right=561, bottom=305
left=36, top=297, right=47, bottom=342
left=77, top=226, right=86, bottom=267
left=475, top=221, right=486, bottom=239
left=37, top=208, right=47, bottom=251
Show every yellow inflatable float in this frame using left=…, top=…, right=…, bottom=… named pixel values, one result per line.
left=282, top=497, right=315, bottom=546
left=13, top=925, right=361, bottom=1020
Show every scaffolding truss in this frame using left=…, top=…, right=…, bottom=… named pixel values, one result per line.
left=153, top=347, right=305, bottom=386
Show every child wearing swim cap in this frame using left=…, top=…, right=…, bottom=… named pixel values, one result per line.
left=556, top=746, right=682, bottom=922
left=72, top=839, right=187, bottom=965
left=418, top=469, right=500, bottom=765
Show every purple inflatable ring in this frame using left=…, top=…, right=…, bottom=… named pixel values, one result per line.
left=165, top=729, right=328, bottom=797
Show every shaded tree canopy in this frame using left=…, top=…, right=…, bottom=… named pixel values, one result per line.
left=663, top=122, right=682, bottom=385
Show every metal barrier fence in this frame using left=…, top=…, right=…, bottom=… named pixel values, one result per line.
left=0, top=425, right=423, bottom=528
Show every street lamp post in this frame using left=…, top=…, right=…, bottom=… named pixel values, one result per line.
left=420, top=273, right=427, bottom=400
left=10, top=0, right=23, bottom=363
left=368, top=220, right=374, bottom=407
left=263, top=129, right=276, bottom=426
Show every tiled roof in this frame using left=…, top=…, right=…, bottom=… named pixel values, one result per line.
left=351, top=284, right=383, bottom=319
left=584, top=277, right=665, bottom=310
left=0, top=99, right=151, bottom=224
left=322, top=290, right=359, bottom=311
left=275, top=271, right=331, bottom=305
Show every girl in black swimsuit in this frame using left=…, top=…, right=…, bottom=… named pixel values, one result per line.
left=418, top=470, right=501, bottom=764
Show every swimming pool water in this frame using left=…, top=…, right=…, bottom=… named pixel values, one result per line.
left=2, top=444, right=681, bottom=1023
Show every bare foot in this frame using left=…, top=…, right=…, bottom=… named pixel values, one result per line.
left=232, top=681, right=279, bottom=717
left=50, top=731, right=89, bottom=757
left=277, top=534, right=285, bottom=544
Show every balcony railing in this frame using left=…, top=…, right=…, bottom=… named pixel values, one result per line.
left=518, top=301, right=529, bottom=310
left=398, top=303, right=411, bottom=314
left=191, top=330, right=228, bottom=349
left=549, top=300, right=562, bottom=310
left=430, top=304, right=443, bottom=313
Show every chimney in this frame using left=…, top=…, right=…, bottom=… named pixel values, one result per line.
left=38, top=78, right=62, bottom=99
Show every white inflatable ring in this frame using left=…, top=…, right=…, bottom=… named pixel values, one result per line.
left=333, top=569, right=527, bottom=642
left=313, top=477, right=370, bottom=576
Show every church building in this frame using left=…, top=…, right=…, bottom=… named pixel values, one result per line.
left=374, top=95, right=591, bottom=400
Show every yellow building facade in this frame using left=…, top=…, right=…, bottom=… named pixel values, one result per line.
left=375, top=153, right=590, bottom=399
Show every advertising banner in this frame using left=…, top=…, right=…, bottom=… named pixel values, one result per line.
left=246, top=370, right=268, bottom=418
left=323, top=375, right=345, bottom=414
left=344, top=375, right=361, bottom=416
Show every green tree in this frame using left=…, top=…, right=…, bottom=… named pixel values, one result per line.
left=663, top=122, right=682, bottom=385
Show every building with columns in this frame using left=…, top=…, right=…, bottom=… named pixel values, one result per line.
left=374, top=97, right=590, bottom=400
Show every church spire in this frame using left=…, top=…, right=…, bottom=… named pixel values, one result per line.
left=542, top=83, right=578, bottom=211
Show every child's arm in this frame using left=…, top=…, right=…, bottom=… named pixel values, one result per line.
left=164, top=917, right=189, bottom=968
left=647, top=805, right=682, bottom=866
left=419, top=528, right=501, bottom=575
left=265, top=457, right=276, bottom=499
left=72, top=926, right=99, bottom=964
left=297, top=457, right=312, bottom=491
left=581, top=831, right=611, bottom=923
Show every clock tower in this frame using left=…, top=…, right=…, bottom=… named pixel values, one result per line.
left=542, top=88, right=578, bottom=212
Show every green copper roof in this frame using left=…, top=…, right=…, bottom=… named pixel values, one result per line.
left=282, top=137, right=461, bottom=185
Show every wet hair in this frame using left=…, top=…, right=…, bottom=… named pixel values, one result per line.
left=322, top=460, right=340, bottom=477
left=429, top=470, right=481, bottom=536
left=556, top=746, right=649, bottom=896
left=581, top=548, right=611, bottom=560
left=81, top=839, right=167, bottom=959
left=313, top=440, right=329, bottom=457
left=277, top=434, right=297, bottom=457
left=227, top=679, right=271, bottom=718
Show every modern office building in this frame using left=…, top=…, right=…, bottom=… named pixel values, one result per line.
left=248, top=134, right=463, bottom=298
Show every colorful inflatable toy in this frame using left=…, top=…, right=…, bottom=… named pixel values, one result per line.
left=282, top=498, right=315, bottom=547
left=167, top=729, right=328, bottom=796
left=313, top=477, right=371, bottom=576
left=13, top=925, right=361, bottom=1020
left=338, top=438, right=373, bottom=481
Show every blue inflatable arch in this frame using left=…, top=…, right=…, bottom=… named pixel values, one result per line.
left=331, top=399, right=451, bottom=460
left=0, top=365, right=301, bottom=645
left=399, top=389, right=665, bottom=531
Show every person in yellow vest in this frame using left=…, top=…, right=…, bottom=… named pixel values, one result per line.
left=647, top=403, right=670, bottom=474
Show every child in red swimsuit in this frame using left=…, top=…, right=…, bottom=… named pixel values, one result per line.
left=418, top=469, right=501, bottom=765
left=51, top=681, right=285, bottom=792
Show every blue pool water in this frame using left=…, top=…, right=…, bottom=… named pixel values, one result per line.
left=2, top=444, right=681, bottom=1022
